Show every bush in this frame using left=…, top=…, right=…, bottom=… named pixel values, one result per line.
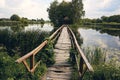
left=0, top=52, right=26, bottom=80
left=37, top=40, right=55, bottom=66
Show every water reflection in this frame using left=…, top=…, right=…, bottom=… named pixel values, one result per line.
left=24, top=24, right=53, bottom=32
left=78, top=28, right=120, bottom=50
left=0, top=26, right=11, bottom=30
left=0, top=24, right=53, bottom=32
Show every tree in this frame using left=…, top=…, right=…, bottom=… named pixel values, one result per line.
left=101, top=16, right=109, bottom=22
left=72, top=0, right=85, bottom=23
left=21, top=17, right=28, bottom=25
left=47, top=0, right=59, bottom=26
left=10, top=14, right=20, bottom=21
left=39, top=18, right=45, bottom=24
left=48, top=0, right=74, bottom=26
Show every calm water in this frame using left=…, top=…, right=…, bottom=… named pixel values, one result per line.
left=24, top=24, right=53, bottom=31
left=0, top=24, right=53, bottom=32
left=78, top=28, right=120, bottom=50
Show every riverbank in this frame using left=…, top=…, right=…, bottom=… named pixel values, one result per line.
left=0, top=21, right=24, bottom=26
left=70, top=24, right=120, bottom=80
left=83, top=22, right=120, bottom=28
left=0, top=25, right=55, bottom=80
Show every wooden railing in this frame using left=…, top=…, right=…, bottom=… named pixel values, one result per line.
left=15, top=24, right=93, bottom=79
left=15, top=25, right=64, bottom=73
left=67, top=26, right=94, bottom=79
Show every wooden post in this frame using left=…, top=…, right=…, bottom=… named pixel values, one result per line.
left=81, top=65, right=88, bottom=78
left=30, top=54, right=35, bottom=70
left=79, top=57, right=84, bottom=80
left=22, top=60, right=30, bottom=72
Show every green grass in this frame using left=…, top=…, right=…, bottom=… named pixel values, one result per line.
left=0, top=29, right=55, bottom=79
left=82, top=47, right=120, bottom=80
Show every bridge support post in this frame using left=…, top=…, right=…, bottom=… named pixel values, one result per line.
left=30, top=54, right=35, bottom=71
left=79, top=57, right=84, bottom=80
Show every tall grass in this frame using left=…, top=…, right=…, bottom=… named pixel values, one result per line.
left=0, top=29, right=49, bottom=56
left=82, top=47, right=120, bottom=80
left=0, top=29, right=55, bottom=79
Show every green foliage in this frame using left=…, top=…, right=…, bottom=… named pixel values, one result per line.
left=72, top=0, right=85, bottom=23
left=101, top=15, right=120, bottom=23
left=0, top=29, right=54, bottom=79
left=84, top=47, right=106, bottom=65
left=83, top=14, right=120, bottom=24
left=21, top=17, right=28, bottom=25
left=69, top=48, right=79, bottom=80
left=70, top=24, right=83, bottom=45
left=0, top=29, right=49, bottom=56
left=37, top=40, right=55, bottom=66
left=48, top=1, right=73, bottom=26
left=82, top=47, right=120, bottom=80
left=91, top=64, right=120, bottom=80
left=48, top=0, right=84, bottom=26
left=0, top=51, right=47, bottom=80
left=0, top=52, right=26, bottom=80
left=0, top=21, right=22, bottom=26
left=39, top=18, right=45, bottom=24
left=10, top=14, right=20, bottom=21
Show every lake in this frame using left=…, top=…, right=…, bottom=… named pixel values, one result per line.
left=78, top=26, right=120, bottom=62
left=0, top=24, right=120, bottom=52
left=0, top=24, right=53, bottom=32
left=78, top=28, right=120, bottom=50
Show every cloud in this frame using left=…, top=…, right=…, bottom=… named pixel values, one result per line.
left=0, top=0, right=52, bottom=20
left=83, top=0, right=120, bottom=18
left=0, top=0, right=120, bottom=20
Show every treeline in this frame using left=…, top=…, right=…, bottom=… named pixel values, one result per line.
left=83, top=15, right=120, bottom=24
left=0, top=14, right=45, bottom=26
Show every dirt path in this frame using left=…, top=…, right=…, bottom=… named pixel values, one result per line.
left=44, top=27, right=72, bottom=80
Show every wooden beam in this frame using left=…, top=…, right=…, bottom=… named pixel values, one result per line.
left=22, top=60, right=30, bottom=72
left=67, top=27, right=94, bottom=72
left=30, top=60, right=41, bottom=73
left=30, top=54, right=35, bottom=69
left=81, top=64, right=88, bottom=78
left=16, top=40, right=48, bottom=63
left=79, top=57, right=84, bottom=74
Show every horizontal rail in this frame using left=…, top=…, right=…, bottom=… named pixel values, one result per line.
left=67, top=26, right=94, bottom=72
left=16, top=40, right=47, bottom=63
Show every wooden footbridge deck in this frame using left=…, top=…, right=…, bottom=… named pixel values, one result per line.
left=16, top=25, right=93, bottom=80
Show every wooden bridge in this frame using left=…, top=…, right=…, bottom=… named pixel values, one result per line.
left=16, top=25, right=93, bottom=80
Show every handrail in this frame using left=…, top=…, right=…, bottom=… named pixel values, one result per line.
left=16, top=40, right=48, bottom=63
left=15, top=25, right=64, bottom=73
left=67, top=26, right=94, bottom=79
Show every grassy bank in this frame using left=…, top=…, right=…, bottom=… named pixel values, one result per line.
left=69, top=24, right=120, bottom=79
left=0, top=21, right=22, bottom=26
left=82, top=47, right=120, bottom=80
left=0, top=29, right=55, bottom=79
left=83, top=22, right=120, bottom=28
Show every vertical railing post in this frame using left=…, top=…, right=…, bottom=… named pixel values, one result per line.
left=79, top=57, right=84, bottom=80
left=30, top=54, right=35, bottom=70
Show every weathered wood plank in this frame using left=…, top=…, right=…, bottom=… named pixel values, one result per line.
left=45, top=27, right=72, bottom=80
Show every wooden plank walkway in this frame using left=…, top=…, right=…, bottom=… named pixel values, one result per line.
left=45, top=27, right=72, bottom=80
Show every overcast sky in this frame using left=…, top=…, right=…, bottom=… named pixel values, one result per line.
left=0, top=0, right=120, bottom=20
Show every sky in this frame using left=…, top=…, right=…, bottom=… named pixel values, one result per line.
left=0, top=0, right=120, bottom=20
